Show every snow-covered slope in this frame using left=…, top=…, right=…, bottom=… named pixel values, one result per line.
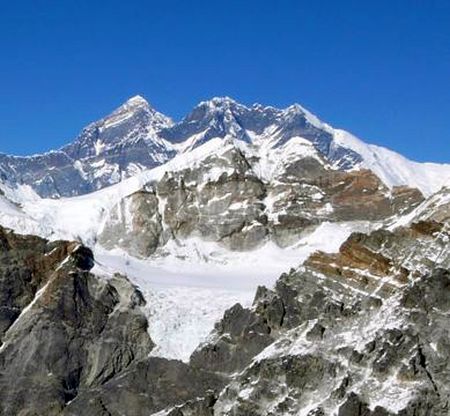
left=333, top=129, right=450, bottom=195
left=94, top=221, right=373, bottom=361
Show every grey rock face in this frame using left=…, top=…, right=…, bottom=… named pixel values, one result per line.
left=0, top=227, right=153, bottom=415
left=98, top=140, right=424, bottom=256
left=63, top=358, right=225, bottom=416
left=157, top=147, right=268, bottom=250
left=190, top=302, right=274, bottom=374
left=197, top=211, right=450, bottom=415
left=207, top=268, right=450, bottom=415
left=99, top=145, right=270, bottom=254
left=98, top=189, right=165, bottom=257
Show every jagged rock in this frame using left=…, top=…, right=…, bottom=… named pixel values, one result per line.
left=190, top=302, right=274, bottom=373
left=182, top=204, right=449, bottom=415
left=98, top=189, right=165, bottom=257
left=337, top=392, right=390, bottom=416
left=63, top=358, right=225, bottom=416
left=253, top=286, right=285, bottom=330
left=0, top=227, right=153, bottom=415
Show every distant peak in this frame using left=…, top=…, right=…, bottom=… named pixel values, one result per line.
left=83, top=94, right=173, bottom=133
left=124, top=95, right=150, bottom=108
left=99, top=95, right=152, bottom=122
left=282, top=102, right=332, bottom=132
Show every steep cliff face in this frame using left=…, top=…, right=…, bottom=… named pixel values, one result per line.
left=0, top=227, right=154, bottom=415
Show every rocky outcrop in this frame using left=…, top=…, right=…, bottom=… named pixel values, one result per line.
left=190, top=302, right=275, bottom=374
left=201, top=263, right=450, bottom=415
left=176, top=210, right=450, bottom=415
left=63, top=358, right=225, bottom=416
left=304, top=219, right=449, bottom=297
left=98, top=188, right=165, bottom=257
left=156, top=146, right=268, bottom=251
left=0, top=227, right=153, bottom=415
left=98, top=141, right=424, bottom=256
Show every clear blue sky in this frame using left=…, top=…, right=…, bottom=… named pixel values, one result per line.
left=0, top=0, right=449, bottom=162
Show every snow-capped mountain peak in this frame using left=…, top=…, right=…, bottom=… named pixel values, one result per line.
left=109, top=94, right=173, bottom=130
left=86, top=95, right=172, bottom=137
left=0, top=96, right=177, bottom=197
left=61, top=95, right=170, bottom=155
left=281, top=102, right=333, bottom=132
left=0, top=94, right=449, bottom=198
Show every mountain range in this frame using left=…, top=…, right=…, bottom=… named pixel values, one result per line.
left=0, top=95, right=449, bottom=415
left=1, top=95, right=449, bottom=198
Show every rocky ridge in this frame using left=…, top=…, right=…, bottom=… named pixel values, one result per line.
left=98, top=138, right=424, bottom=256
left=179, top=192, right=450, bottom=415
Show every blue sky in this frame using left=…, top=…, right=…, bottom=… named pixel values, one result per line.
left=0, top=0, right=449, bottom=162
